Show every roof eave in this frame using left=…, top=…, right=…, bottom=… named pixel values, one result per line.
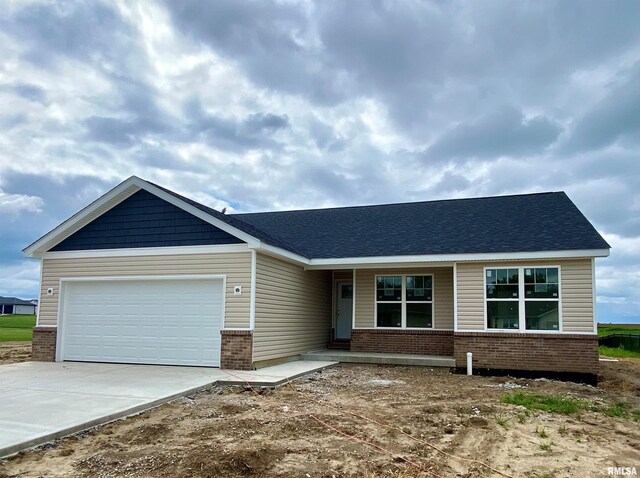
left=304, top=248, right=610, bottom=270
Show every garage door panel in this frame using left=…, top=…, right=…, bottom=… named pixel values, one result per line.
left=61, top=279, right=223, bottom=366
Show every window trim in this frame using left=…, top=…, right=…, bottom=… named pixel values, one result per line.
left=374, top=274, right=434, bottom=329
left=483, top=265, right=563, bottom=333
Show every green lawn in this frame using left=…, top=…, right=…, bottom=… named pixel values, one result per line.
left=598, top=323, right=640, bottom=337
left=0, top=314, right=36, bottom=342
left=598, top=323, right=640, bottom=358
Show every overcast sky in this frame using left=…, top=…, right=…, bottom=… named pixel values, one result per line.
left=0, top=1, right=638, bottom=323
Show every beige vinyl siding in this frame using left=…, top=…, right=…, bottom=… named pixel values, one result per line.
left=39, top=252, right=251, bottom=328
left=354, top=268, right=454, bottom=330
left=253, top=253, right=331, bottom=362
left=456, top=258, right=594, bottom=333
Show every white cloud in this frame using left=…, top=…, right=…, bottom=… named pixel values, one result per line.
left=0, top=261, right=40, bottom=299
left=0, top=189, right=43, bottom=216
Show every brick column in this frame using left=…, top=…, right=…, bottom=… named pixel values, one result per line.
left=220, top=330, right=253, bottom=370
left=32, top=326, right=57, bottom=362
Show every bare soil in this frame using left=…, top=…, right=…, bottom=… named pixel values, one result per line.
left=0, top=342, right=31, bottom=365
left=1, top=360, right=639, bottom=478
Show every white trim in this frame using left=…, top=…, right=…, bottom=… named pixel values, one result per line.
left=374, top=274, right=434, bottom=329
left=305, top=249, right=609, bottom=269
left=483, top=265, right=564, bottom=333
left=221, top=328, right=253, bottom=332
left=42, top=244, right=250, bottom=259
left=56, top=274, right=227, bottom=364
left=592, top=257, right=597, bottom=334
left=453, top=262, right=458, bottom=332
left=35, top=259, right=43, bottom=326
left=331, top=271, right=336, bottom=328
left=249, top=249, right=256, bottom=330
left=352, top=269, right=357, bottom=330
left=24, top=176, right=263, bottom=258
left=253, top=242, right=309, bottom=267
left=57, top=274, right=227, bottom=282
left=456, top=329, right=597, bottom=335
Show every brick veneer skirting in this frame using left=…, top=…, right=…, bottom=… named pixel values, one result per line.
left=351, top=329, right=454, bottom=356
left=32, top=326, right=57, bottom=362
left=220, top=330, right=254, bottom=370
left=453, top=332, right=599, bottom=375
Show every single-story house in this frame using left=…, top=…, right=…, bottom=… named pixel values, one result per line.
left=0, top=296, right=37, bottom=315
left=23, top=176, right=609, bottom=382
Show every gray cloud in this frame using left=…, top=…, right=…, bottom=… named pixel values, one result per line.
left=424, top=106, right=562, bottom=162
left=560, top=64, right=640, bottom=154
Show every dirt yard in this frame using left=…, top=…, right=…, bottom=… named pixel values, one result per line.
left=1, top=358, right=639, bottom=478
left=0, top=342, right=31, bottom=365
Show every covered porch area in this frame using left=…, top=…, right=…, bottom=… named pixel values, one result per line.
left=325, top=265, right=456, bottom=358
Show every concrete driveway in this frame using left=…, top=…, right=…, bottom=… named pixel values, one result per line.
left=0, top=360, right=335, bottom=457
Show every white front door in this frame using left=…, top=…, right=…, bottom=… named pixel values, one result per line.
left=60, top=278, right=224, bottom=367
left=335, top=281, right=353, bottom=339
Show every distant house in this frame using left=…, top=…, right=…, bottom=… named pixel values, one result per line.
left=23, top=176, right=609, bottom=382
left=0, top=297, right=36, bottom=315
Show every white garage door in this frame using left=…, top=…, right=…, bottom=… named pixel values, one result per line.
left=60, top=278, right=224, bottom=367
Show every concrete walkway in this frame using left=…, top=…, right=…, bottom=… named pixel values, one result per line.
left=0, top=360, right=336, bottom=458
left=302, top=349, right=455, bottom=367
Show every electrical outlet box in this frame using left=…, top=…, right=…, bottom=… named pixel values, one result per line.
left=46, top=288, right=54, bottom=296
left=233, top=286, right=242, bottom=295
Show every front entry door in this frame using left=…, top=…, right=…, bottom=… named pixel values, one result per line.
left=335, top=281, right=353, bottom=339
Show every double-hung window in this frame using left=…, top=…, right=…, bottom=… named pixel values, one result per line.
left=486, top=266, right=560, bottom=332
left=376, top=275, right=433, bottom=328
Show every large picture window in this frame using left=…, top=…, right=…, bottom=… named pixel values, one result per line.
left=376, top=275, right=433, bottom=328
left=485, top=266, right=561, bottom=332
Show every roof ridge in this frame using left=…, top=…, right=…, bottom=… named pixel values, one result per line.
left=231, top=191, right=565, bottom=216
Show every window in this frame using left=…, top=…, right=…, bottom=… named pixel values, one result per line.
left=485, top=266, right=561, bottom=332
left=376, top=275, right=433, bottom=328
left=486, top=268, right=519, bottom=329
left=524, top=267, right=559, bottom=330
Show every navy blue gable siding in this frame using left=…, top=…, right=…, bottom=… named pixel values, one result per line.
left=50, top=190, right=244, bottom=251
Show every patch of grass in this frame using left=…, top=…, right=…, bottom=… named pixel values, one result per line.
left=517, top=411, right=529, bottom=424
left=536, top=426, right=548, bottom=438
left=501, top=391, right=589, bottom=414
left=494, top=414, right=511, bottom=429
left=0, top=314, right=36, bottom=342
left=539, top=442, right=553, bottom=452
left=598, top=324, right=640, bottom=337
left=604, top=402, right=629, bottom=418
left=631, top=411, right=640, bottom=422
left=599, top=345, right=640, bottom=358
left=558, top=425, right=567, bottom=436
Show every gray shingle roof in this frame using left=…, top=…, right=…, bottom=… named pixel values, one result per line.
left=0, top=296, right=34, bottom=306
left=230, top=192, right=610, bottom=259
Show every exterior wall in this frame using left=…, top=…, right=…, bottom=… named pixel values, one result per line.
left=15, top=305, right=36, bottom=315
left=456, top=258, right=594, bottom=333
left=220, top=330, right=253, bottom=370
left=32, top=326, right=57, bottom=361
left=39, top=252, right=252, bottom=329
left=454, top=332, right=599, bottom=375
left=51, top=189, right=243, bottom=251
left=352, top=329, right=454, bottom=356
left=253, top=253, right=332, bottom=362
left=354, top=267, right=454, bottom=329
